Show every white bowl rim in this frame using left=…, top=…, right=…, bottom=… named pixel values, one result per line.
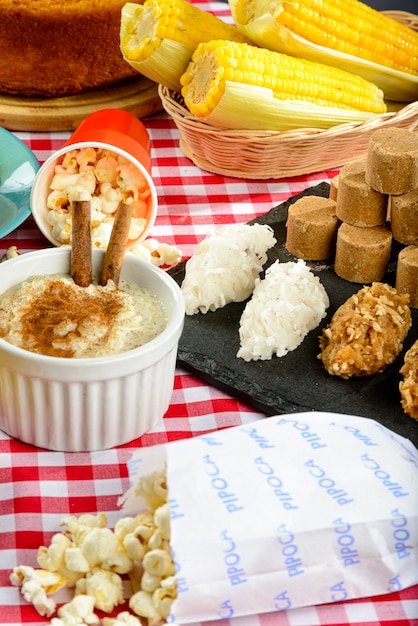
left=0, top=247, right=185, bottom=367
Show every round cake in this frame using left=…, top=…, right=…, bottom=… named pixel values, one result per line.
left=0, top=0, right=142, bottom=97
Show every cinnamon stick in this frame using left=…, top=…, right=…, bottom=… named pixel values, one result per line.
left=71, top=199, right=92, bottom=287
left=100, top=202, right=133, bottom=287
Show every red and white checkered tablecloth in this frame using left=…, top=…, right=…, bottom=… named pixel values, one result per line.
left=2, top=113, right=417, bottom=626
left=1, top=2, right=418, bottom=623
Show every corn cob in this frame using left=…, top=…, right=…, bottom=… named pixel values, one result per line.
left=228, top=0, right=418, bottom=102
left=120, top=0, right=250, bottom=92
left=180, top=40, right=386, bottom=131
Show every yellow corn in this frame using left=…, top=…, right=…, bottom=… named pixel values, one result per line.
left=180, top=40, right=386, bottom=131
left=228, top=0, right=418, bottom=102
left=120, top=0, right=249, bottom=92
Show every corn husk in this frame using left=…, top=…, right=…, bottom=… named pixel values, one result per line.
left=185, top=81, right=380, bottom=131
left=120, top=2, right=194, bottom=91
left=228, top=0, right=418, bottom=102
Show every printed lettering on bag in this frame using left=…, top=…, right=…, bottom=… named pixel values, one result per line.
left=169, top=496, right=185, bottom=520
left=200, top=434, right=223, bottom=446
left=202, top=454, right=244, bottom=513
left=170, top=547, right=189, bottom=594
left=274, top=590, right=292, bottom=611
left=304, top=459, right=354, bottom=505
left=332, top=518, right=360, bottom=566
left=342, top=425, right=379, bottom=446
left=219, top=599, right=234, bottom=619
left=360, top=453, right=409, bottom=497
left=387, top=574, right=402, bottom=593
left=391, top=508, right=412, bottom=559
left=276, top=524, right=305, bottom=577
left=330, top=581, right=349, bottom=602
left=221, top=529, right=248, bottom=586
left=254, top=456, right=299, bottom=510
left=275, top=417, right=327, bottom=449
left=240, top=425, right=275, bottom=449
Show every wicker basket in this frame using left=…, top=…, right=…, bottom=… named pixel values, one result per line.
left=159, top=11, right=418, bottom=180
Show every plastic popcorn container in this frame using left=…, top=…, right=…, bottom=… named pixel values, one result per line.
left=30, top=108, right=158, bottom=250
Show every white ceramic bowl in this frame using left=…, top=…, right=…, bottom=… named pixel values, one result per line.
left=0, top=248, right=185, bottom=451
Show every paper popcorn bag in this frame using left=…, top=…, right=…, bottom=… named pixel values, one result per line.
left=121, top=412, right=418, bottom=623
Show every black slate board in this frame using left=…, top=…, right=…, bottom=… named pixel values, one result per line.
left=169, top=183, right=418, bottom=447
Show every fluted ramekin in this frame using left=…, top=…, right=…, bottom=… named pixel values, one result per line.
left=0, top=247, right=184, bottom=451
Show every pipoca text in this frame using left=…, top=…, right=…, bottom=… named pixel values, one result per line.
left=202, top=454, right=244, bottom=513
left=304, top=459, right=354, bottom=505
left=275, top=417, right=327, bottom=449
left=332, top=518, right=360, bottom=567
left=361, top=453, right=409, bottom=497
left=254, top=456, right=299, bottom=510
left=221, top=529, right=248, bottom=586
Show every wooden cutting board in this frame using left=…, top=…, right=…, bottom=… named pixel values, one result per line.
left=0, top=76, right=163, bottom=132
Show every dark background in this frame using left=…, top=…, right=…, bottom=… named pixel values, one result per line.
left=367, top=0, right=416, bottom=10
left=218, top=0, right=417, bottom=13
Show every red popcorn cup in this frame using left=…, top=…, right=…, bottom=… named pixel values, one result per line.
left=30, top=108, right=157, bottom=250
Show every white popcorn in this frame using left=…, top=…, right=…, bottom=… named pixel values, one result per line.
left=117, top=161, right=150, bottom=202
left=140, top=570, right=161, bottom=593
left=0, top=246, right=21, bottom=262
left=99, top=183, right=123, bottom=214
left=64, top=548, right=91, bottom=573
left=60, top=513, right=108, bottom=542
left=92, top=221, right=114, bottom=249
left=47, top=210, right=72, bottom=243
left=128, top=217, right=147, bottom=241
left=46, top=147, right=153, bottom=250
left=120, top=511, right=156, bottom=561
left=147, top=528, right=163, bottom=551
left=76, top=147, right=97, bottom=170
left=11, top=470, right=177, bottom=626
left=103, top=611, right=142, bottom=626
left=9, top=565, right=67, bottom=617
left=94, top=156, right=119, bottom=185
left=67, top=185, right=92, bottom=203
left=38, top=533, right=82, bottom=586
left=50, top=594, right=99, bottom=626
left=143, top=549, right=174, bottom=578
left=142, top=239, right=182, bottom=267
left=134, top=469, right=168, bottom=512
left=129, top=245, right=153, bottom=264
left=79, top=527, right=120, bottom=567
left=47, top=189, right=70, bottom=210
left=50, top=172, right=80, bottom=191
left=123, top=532, right=148, bottom=562
left=130, top=239, right=182, bottom=267
left=75, top=569, right=124, bottom=613
left=113, top=516, right=140, bottom=541
left=75, top=170, right=97, bottom=196
left=129, top=590, right=162, bottom=626
left=101, top=546, right=133, bottom=575
left=154, top=503, right=171, bottom=541
left=152, top=577, right=177, bottom=620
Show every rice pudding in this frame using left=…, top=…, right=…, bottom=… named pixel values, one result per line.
left=0, top=274, right=167, bottom=358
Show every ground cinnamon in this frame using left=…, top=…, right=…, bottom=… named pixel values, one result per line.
left=17, top=280, right=124, bottom=358
left=100, top=202, right=133, bottom=286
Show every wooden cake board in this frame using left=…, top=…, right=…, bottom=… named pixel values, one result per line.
left=0, top=76, right=162, bottom=132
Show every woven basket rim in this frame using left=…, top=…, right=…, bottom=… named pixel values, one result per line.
left=160, top=86, right=418, bottom=141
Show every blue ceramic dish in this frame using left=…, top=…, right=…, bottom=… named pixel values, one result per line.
left=0, top=128, right=40, bottom=238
